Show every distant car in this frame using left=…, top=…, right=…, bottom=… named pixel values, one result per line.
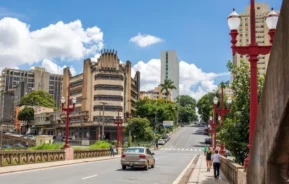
left=181, top=124, right=184, bottom=127
left=121, top=147, right=155, bottom=170
left=205, top=138, right=211, bottom=144
left=1, top=144, right=12, bottom=149
left=157, top=139, right=166, bottom=145
left=13, top=143, right=26, bottom=149
left=26, top=135, right=36, bottom=140
left=161, top=134, right=170, bottom=142
left=203, top=128, right=209, bottom=135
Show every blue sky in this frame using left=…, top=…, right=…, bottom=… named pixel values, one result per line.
left=0, top=0, right=282, bottom=99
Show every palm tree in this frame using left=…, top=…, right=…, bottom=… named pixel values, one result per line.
left=159, top=79, right=177, bottom=103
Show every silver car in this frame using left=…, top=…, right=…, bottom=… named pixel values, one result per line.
left=121, top=147, right=155, bottom=170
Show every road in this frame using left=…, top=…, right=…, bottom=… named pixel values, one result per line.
left=0, top=125, right=209, bottom=184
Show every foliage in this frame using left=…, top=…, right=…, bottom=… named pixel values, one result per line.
left=124, top=117, right=154, bottom=141
left=217, top=60, right=265, bottom=165
left=159, top=79, right=177, bottom=101
left=20, top=90, right=56, bottom=109
left=88, top=141, right=111, bottom=149
left=176, top=95, right=198, bottom=123
left=18, top=107, right=35, bottom=123
left=28, top=143, right=63, bottom=150
left=197, top=92, right=215, bottom=123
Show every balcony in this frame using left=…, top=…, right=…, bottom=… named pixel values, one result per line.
left=94, top=79, right=124, bottom=86
left=94, top=100, right=123, bottom=106
left=94, top=90, right=124, bottom=96
left=60, top=111, right=89, bottom=120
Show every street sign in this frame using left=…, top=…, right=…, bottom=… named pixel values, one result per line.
left=163, top=121, right=174, bottom=128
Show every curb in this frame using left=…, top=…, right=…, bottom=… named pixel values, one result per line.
left=0, top=156, right=120, bottom=175
left=172, top=155, right=200, bottom=184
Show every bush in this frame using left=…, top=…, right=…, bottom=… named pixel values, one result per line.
left=88, top=141, right=111, bottom=149
left=28, top=143, right=63, bottom=150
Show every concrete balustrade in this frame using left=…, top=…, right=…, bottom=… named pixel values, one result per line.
left=220, top=156, right=246, bottom=184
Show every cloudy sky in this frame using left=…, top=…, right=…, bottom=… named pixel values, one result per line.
left=0, top=0, right=281, bottom=99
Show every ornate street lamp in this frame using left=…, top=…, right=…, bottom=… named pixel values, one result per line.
left=228, top=2, right=279, bottom=168
left=113, top=111, right=123, bottom=148
left=61, top=87, right=76, bottom=149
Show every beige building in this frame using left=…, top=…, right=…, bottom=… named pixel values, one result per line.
left=60, top=49, right=140, bottom=140
left=217, top=86, right=233, bottom=98
left=233, top=3, right=279, bottom=74
left=140, top=86, right=171, bottom=100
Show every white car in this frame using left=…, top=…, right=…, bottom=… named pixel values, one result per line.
left=158, top=139, right=166, bottom=145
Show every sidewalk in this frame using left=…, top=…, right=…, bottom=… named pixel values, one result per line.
left=0, top=155, right=120, bottom=175
left=187, top=155, right=229, bottom=184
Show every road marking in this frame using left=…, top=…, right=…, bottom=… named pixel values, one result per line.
left=82, top=174, right=98, bottom=180
left=198, top=149, right=201, bottom=152
left=194, top=149, right=197, bottom=151
left=181, top=148, right=184, bottom=151
left=190, top=149, right=193, bottom=151
left=177, top=148, right=180, bottom=151
left=185, top=149, right=189, bottom=151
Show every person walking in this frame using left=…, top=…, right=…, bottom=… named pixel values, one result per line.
left=212, top=150, right=221, bottom=179
left=203, top=146, right=207, bottom=156
left=155, top=139, right=159, bottom=150
left=206, top=147, right=213, bottom=171
left=110, top=143, right=115, bottom=157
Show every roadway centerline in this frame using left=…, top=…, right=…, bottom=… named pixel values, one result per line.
left=82, top=174, right=98, bottom=180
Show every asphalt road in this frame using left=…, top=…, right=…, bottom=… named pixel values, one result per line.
left=0, top=125, right=209, bottom=184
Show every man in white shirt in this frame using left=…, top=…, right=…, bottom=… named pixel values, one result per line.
left=212, top=150, right=221, bottom=179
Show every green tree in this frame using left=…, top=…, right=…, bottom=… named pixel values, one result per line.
left=217, top=60, right=265, bottom=165
left=197, top=92, right=215, bottom=122
left=20, top=90, right=56, bottom=109
left=124, top=117, right=154, bottom=141
left=18, top=107, right=34, bottom=134
left=159, top=79, right=177, bottom=102
left=176, top=95, right=198, bottom=123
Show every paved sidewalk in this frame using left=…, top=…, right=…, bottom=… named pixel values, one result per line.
left=0, top=155, right=120, bottom=175
left=187, top=155, right=229, bottom=184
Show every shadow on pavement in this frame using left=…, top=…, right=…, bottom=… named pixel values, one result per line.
left=116, top=167, right=148, bottom=172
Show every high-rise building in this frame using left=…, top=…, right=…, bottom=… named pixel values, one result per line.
left=233, top=3, right=279, bottom=74
left=60, top=49, right=140, bottom=140
left=0, top=67, right=63, bottom=107
left=160, top=50, right=179, bottom=100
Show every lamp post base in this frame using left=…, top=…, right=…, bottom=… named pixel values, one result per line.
left=64, top=144, right=70, bottom=149
left=244, top=156, right=249, bottom=168
left=219, top=143, right=226, bottom=156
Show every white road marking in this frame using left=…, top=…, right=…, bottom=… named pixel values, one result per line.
left=181, top=148, right=185, bottom=151
left=199, top=149, right=202, bottom=152
left=185, top=149, right=189, bottom=151
left=177, top=148, right=180, bottom=151
left=194, top=149, right=197, bottom=151
left=190, top=149, right=193, bottom=151
left=82, top=174, right=98, bottom=180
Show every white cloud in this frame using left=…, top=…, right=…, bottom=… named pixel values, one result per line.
left=0, top=17, right=103, bottom=69
left=129, top=33, right=163, bottom=47
left=133, top=59, right=229, bottom=100
left=37, top=59, right=76, bottom=76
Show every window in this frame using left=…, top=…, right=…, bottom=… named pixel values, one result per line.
left=70, top=80, right=83, bottom=88
left=94, top=74, right=123, bottom=81
left=94, top=84, right=123, bottom=91
left=93, top=105, right=122, bottom=112
left=257, top=7, right=260, bottom=10
left=28, top=79, right=34, bottom=82
left=49, top=86, right=54, bottom=90
left=49, top=81, right=54, bottom=85
left=70, top=89, right=82, bottom=95
left=94, top=95, right=123, bottom=101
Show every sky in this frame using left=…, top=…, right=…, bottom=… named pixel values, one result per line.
left=0, top=0, right=282, bottom=100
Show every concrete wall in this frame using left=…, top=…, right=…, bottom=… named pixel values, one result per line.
left=247, top=1, right=289, bottom=183
left=220, top=156, right=246, bottom=184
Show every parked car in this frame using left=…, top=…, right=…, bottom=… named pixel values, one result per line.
left=121, top=147, right=155, bottom=170
left=1, top=144, right=12, bottom=149
left=203, top=128, right=209, bottom=135
left=157, top=139, right=166, bottom=145
left=161, top=134, right=170, bottom=142
left=13, top=143, right=26, bottom=149
left=205, top=138, right=211, bottom=144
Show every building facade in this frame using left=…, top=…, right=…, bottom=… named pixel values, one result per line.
left=60, top=49, right=140, bottom=140
left=0, top=67, right=63, bottom=107
left=233, top=3, right=280, bottom=75
left=160, top=50, right=179, bottom=101
left=140, top=86, right=171, bottom=100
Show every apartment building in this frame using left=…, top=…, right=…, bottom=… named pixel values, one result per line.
left=60, top=49, right=140, bottom=140
left=233, top=3, right=279, bottom=74
left=0, top=67, right=63, bottom=108
left=140, top=86, right=171, bottom=100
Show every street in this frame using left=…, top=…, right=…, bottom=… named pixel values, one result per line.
left=0, top=125, right=209, bottom=184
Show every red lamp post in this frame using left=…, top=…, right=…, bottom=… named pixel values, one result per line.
left=209, top=115, right=219, bottom=150
left=113, top=107, right=123, bottom=148
left=213, top=87, right=232, bottom=155
left=61, top=85, right=76, bottom=149
left=228, top=1, right=279, bottom=168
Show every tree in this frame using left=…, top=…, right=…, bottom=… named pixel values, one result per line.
left=20, top=90, right=56, bottom=109
left=197, top=92, right=215, bottom=123
left=159, top=79, right=177, bottom=102
left=176, top=95, right=198, bottom=123
left=217, top=60, right=265, bottom=165
left=124, top=117, right=154, bottom=141
left=18, top=107, right=34, bottom=134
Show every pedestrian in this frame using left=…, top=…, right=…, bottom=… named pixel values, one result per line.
left=206, top=147, right=213, bottom=171
left=203, top=146, right=207, bottom=156
left=110, top=143, right=115, bottom=157
left=212, top=150, right=221, bottom=179
left=25, top=141, right=29, bottom=149
left=155, top=139, right=159, bottom=150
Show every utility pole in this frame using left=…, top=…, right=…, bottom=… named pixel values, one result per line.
left=0, top=119, right=2, bottom=150
left=99, top=102, right=107, bottom=140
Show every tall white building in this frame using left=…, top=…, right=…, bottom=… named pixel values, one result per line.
left=160, top=50, right=179, bottom=100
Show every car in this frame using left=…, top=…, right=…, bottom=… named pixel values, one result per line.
left=13, top=143, right=26, bottom=149
left=161, top=134, right=170, bottom=142
left=26, top=135, right=36, bottom=140
left=157, top=139, right=166, bottom=145
left=121, top=147, right=155, bottom=170
left=203, top=128, right=209, bottom=135
left=205, top=138, right=211, bottom=144
left=1, top=144, right=12, bottom=149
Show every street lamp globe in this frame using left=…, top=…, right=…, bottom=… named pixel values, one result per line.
left=72, top=97, right=76, bottom=104
left=227, top=8, right=241, bottom=30
left=213, top=97, right=218, bottom=104
left=266, top=8, right=279, bottom=30
left=227, top=97, right=232, bottom=104
left=61, top=96, right=65, bottom=104
left=209, top=116, right=212, bottom=121
left=218, top=116, right=221, bottom=121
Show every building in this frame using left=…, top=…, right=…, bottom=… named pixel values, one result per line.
left=13, top=81, right=32, bottom=108
left=160, top=50, right=179, bottom=101
left=218, top=86, right=233, bottom=98
left=233, top=3, right=280, bottom=74
left=0, top=91, right=14, bottom=127
left=0, top=67, right=63, bottom=107
left=140, top=86, right=171, bottom=100
left=60, top=49, right=140, bottom=140
left=34, top=111, right=62, bottom=136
